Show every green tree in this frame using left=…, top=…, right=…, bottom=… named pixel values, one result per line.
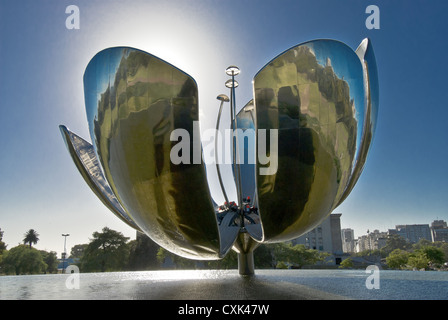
left=40, top=250, right=59, bottom=274
left=437, top=242, right=448, bottom=262
left=157, top=247, right=198, bottom=269
left=23, top=229, right=39, bottom=248
left=127, top=233, right=161, bottom=270
left=2, top=245, right=47, bottom=275
left=419, top=241, right=448, bottom=263
left=382, top=234, right=411, bottom=255
left=420, top=246, right=445, bottom=265
left=271, top=242, right=329, bottom=268
left=276, top=261, right=288, bottom=269
left=408, top=251, right=430, bottom=270
left=386, top=249, right=409, bottom=269
left=412, top=239, right=432, bottom=250
left=339, top=257, right=354, bottom=269
left=0, top=228, right=7, bottom=254
left=80, top=227, right=130, bottom=272
left=70, top=244, right=88, bottom=259
left=206, top=250, right=238, bottom=269
left=411, top=241, right=445, bottom=267
left=0, top=228, right=6, bottom=273
left=254, top=244, right=275, bottom=268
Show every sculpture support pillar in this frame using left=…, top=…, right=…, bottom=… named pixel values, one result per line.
left=233, top=229, right=260, bottom=276
left=237, top=250, right=255, bottom=276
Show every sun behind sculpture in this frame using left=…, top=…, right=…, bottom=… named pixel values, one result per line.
left=59, top=38, right=378, bottom=275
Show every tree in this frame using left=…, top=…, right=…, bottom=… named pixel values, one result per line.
left=40, top=250, right=59, bottom=274
left=80, top=227, right=130, bottom=272
left=411, top=241, right=445, bottom=267
left=2, top=245, right=47, bottom=275
left=157, top=247, right=198, bottom=269
left=276, top=261, right=288, bottom=269
left=339, top=257, right=354, bottom=269
left=271, top=242, right=329, bottom=268
left=437, top=242, right=448, bottom=262
left=386, top=249, right=409, bottom=269
left=205, top=250, right=238, bottom=269
left=70, top=244, right=88, bottom=259
left=23, top=229, right=39, bottom=248
left=0, top=228, right=7, bottom=254
left=408, top=251, right=430, bottom=270
left=127, top=232, right=161, bottom=270
left=382, top=234, right=411, bottom=255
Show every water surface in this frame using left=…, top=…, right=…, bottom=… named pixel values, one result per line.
left=1, top=269, right=447, bottom=300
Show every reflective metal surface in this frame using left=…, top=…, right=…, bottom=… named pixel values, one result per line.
left=334, top=38, right=379, bottom=207
left=253, top=39, right=377, bottom=243
left=59, top=125, right=141, bottom=232
left=215, top=94, right=230, bottom=204
left=234, top=100, right=262, bottom=241
left=61, top=39, right=378, bottom=274
left=65, top=47, right=243, bottom=260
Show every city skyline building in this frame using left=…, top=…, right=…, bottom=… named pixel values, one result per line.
left=356, top=229, right=387, bottom=252
left=391, top=224, right=432, bottom=244
left=341, top=228, right=356, bottom=253
left=430, top=220, right=448, bottom=242
left=292, top=213, right=343, bottom=264
left=353, top=220, right=447, bottom=252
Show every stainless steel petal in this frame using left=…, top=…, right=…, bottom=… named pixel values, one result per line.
left=235, top=100, right=256, bottom=202
left=83, top=47, right=223, bottom=259
left=234, top=100, right=262, bottom=241
left=334, top=38, right=379, bottom=208
left=59, top=125, right=141, bottom=232
left=253, top=40, right=366, bottom=243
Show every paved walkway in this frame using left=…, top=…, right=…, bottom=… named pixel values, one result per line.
left=131, top=273, right=348, bottom=300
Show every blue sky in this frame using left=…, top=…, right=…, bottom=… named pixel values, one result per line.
left=1, top=0, right=447, bottom=256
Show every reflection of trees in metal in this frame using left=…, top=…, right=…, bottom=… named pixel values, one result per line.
left=60, top=39, right=378, bottom=274
left=253, top=40, right=373, bottom=243
left=84, top=48, right=226, bottom=260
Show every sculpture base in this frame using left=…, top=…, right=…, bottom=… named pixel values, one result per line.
left=233, top=229, right=260, bottom=276
left=237, top=250, right=255, bottom=276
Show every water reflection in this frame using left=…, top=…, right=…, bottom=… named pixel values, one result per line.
left=1, top=270, right=447, bottom=300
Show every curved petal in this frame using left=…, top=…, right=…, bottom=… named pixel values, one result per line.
left=82, top=47, right=230, bottom=259
left=59, top=125, right=141, bottom=232
left=334, top=38, right=379, bottom=208
left=253, top=40, right=366, bottom=242
left=234, top=100, right=263, bottom=241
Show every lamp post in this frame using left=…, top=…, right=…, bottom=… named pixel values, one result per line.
left=223, top=66, right=258, bottom=275
left=225, top=66, right=244, bottom=216
left=215, top=94, right=230, bottom=205
left=61, top=234, right=70, bottom=272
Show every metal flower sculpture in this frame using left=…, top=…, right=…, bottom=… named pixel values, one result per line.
left=60, top=38, right=378, bottom=275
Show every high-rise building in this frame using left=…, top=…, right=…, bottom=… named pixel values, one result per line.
left=292, top=213, right=343, bottom=264
left=341, top=228, right=356, bottom=253
left=394, top=224, right=431, bottom=243
left=430, top=220, right=448, bottom=242
left=356, top=229, right=387, bottom=252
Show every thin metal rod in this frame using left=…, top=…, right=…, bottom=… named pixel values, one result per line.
left=62, top=233, right=69, bottom=272
left=230, top=73, right=244, bottom=220
left=215, top=100, right=229, bottom=204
